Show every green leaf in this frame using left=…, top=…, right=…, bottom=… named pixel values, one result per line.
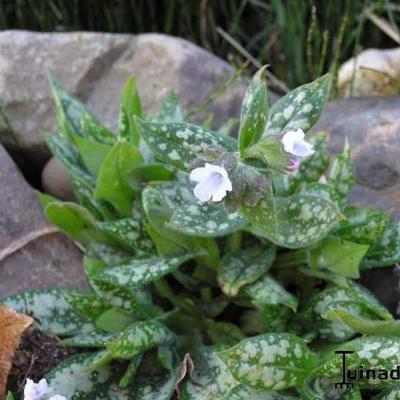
left=218, top=247, right=276, bottom=296
left=95, top=308, right=135, bottom=333
left=363, top=222, right=400, bottom=268
left=44, top=202, right=113, bottom=246
left=325, top=308, right=400, bottom=336
left=106, top=320, right=176, bottom=359
left=1, top=289, right=95, bottom=336
left=5, top=392, right=14, bottom=400
left=205, top=320, right=245, bottom=346
left=72, top=135, right=112, bottom=176
left=319, top=235, right=370, bottom=278
left=158, top=91, right=184, bottom=123
left=118, top=77, right=142, bottom=143
left=50, top=76, right=115, bottom=143
left=95, top=254, right=194, bottom=288
left=217, top=333, right=316, bottom=391
left=245, top=274, right=298, bottom=312
left=168, top=203, right=247, bottom=237
left=264, top=74, right=330, bottom=136
left=125, top=163, right=174, bottom=191
left=239, top=67, right=269, bottom=154
left=95, top=141, right=144, bottom=217
left=329, top=138, right=356, bottom=206
left=373, top=385, right=400, bottom=399
left=119, top=353, right=143, bottom=388
left=62, top=331, right=117, bottom=347
left=136, top=118, right=236, bottom=170
left=334, top=206, right=390, bottom=247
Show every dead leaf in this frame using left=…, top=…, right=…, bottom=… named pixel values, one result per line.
left=175, top=353, right=195, bottom=399
left=0, top=305, right=33, bottom=397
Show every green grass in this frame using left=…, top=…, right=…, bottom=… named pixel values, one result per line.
left=0, top=0, right=399, bottom=89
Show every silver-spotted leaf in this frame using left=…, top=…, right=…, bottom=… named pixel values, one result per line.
left=1, top=289, right=95, bottom=336
left=158, top=91, right=184, bottom=123
left=106, top=320, right=176, bottom=359
left=95, top=253, right=194, bottom=288
left=264, top=74, right=330, bottom=136
left=118, top=77, right=142, bottom=143
left=217, top=333, right=316, bottom=391
left=225, top=384, right=298, bottom=399
left=62, top=331, right=117, bottom=347
left=218, top=247, right=276, bottom=296
left=136, top=118, right=236, bottom=170
left=168, top=203, right=247, bottom=237
left=239, top=67, right=269, bottom=153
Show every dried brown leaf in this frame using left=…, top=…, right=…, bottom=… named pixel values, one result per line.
left=0, top=305, right=33, bottom=397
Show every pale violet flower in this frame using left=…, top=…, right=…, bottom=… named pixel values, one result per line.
left=24, top=379, right=67, bottom=400
left=190, top=163, right=232, bottom=202
left=24, top=379, right=51, bottom=400
left=281, top=129, right=315, bottom=158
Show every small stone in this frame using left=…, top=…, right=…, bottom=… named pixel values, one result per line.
left=41, top=156, right=75, bottom=201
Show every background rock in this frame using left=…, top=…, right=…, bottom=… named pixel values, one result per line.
left=0, top=31, right=251, bottom=173
left=313, top=96, right=400, bottom=314
left=338, top=47, right=400, bottom=98
left=0, top=144, right=86, bottom=298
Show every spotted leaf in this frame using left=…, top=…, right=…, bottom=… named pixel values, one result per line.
left=168, top=203, right=247, bottom=237
left=264, top=74, right=330, bottom=136
left=106, top=320, right=176, bottom=359
left=334, top=206, right=390, bottom=247
left=62, top=331, right=117, bottom=348
left=329, top=138, right=356, bottom=206
left=218, top=247, right=276, bottom=296
left=217, top=333, right=316, bottom=391
left=244, top=191, right=341, bottom=248
left=95, top=254, right=194, bottom=288
left=158, top=91, right=184, bottom=123
left=64, top=291, right=110, bottom=321
left=324, top=308, right=400, bottom=337
left=239, top=67, right=269, bottom=153
left=118, top=77, right=142, bottom=143
left=50, top=77, right=115, bottom=144
left=136, top=118, right=236, bottom=170
left=224, top=384, right=298, bottom=400
left=46, top=352, right=130, bottom=399
left=1, top=289, right=95, bottom=336
left=245, top=274, right=298, bottom=312
left=182, top=347, right=237, bottom=399
left=362, top=222, right=400, bottom=269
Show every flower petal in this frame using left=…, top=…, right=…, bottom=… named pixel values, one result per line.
left=193, top=180, right=215, bottom=202
left=190, top=166, right=208, bottom=183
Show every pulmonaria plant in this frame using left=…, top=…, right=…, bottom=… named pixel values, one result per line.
left=3, top=69, right=400, bottom=400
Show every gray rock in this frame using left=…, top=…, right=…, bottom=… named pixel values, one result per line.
left=313, top=96, right=400, bottom=219
left=0, top=31, right=250, bottom=169
left=0, top=145, right=86, bottom=298
left=313, top=96, right=400, bottom=314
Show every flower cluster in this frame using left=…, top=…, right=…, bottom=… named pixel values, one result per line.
left=190, top=128, right=314, bottom=203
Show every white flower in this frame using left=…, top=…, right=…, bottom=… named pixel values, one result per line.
left=24, top=379, right=51, bottom=400
left=24, top=379, right=67, bottom=400
left=281, top=129, right=315, bottom=158
left=190, top=163, right=232, bottom=202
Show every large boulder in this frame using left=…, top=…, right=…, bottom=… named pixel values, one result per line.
left=313, top=96, right=400, bottom=314
left=0, top=31, right=250, bottom=170
left=0, top=144, right=86, bottom=298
